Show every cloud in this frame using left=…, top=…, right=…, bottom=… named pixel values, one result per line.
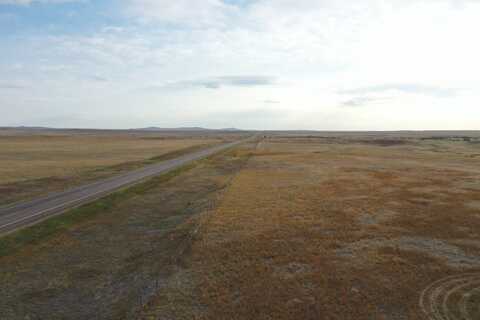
left=263, top=100, right=280, bottom=104
left=205, top=107, right=288, bottom=129
left=0, top=83, right=26, bottom=89
left=341, top=96, right=391, bottom=107
left=338, top=83, right=458, bottom=108
left=217, top=76, right=275, bottom=87
left=161, top=76, right=277, bottom=90
left=2, top=0, right=480, bottom=129
left=339, top=84, right=458, bottom=98
left=127, top=0, right=239, bottom=28
left=84, top=75, right=108, bottom=82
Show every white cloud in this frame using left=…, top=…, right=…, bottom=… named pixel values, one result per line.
left=127, top=0, right=239, bottom=28
left=158, top=76, right=277, bottom=90
left=1, top=0, right=480, bottom=129
left=339, top=84, right=458, bottom=98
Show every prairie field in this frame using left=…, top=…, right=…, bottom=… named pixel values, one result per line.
left=142, top=134, right=480, bottom=319
left=1, top=132, right=480, bottom=319
left=0, top=142, right=253, bottom=319
left=0, top=129, right=238, bottom=206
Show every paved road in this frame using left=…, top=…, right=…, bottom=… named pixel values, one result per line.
left=0, top=138, right=251, bottom=235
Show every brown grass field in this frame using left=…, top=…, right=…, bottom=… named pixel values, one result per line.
left=0, top=129, right=243, bottom=206
left=0, top=141, right=253, bottom=319
left=142, top=134, right=480, bottom=319
left=1, top=131, right=480, bottom=319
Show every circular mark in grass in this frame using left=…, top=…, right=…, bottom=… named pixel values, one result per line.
left=420, top=273, right=480, bottom=320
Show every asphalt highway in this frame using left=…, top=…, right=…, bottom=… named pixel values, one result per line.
left=0, top=138, right=251, bottom=235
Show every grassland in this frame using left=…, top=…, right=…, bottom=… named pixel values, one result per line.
left=1, top=132, right=480, bottom=319
left=0, top=142, right=254, bottom=319
left=141, top=134, right=480, bottom=320
left=0, top=129, right=238, bottom=206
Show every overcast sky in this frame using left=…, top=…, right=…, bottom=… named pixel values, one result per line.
left=1, top=0, right=479, bottom=130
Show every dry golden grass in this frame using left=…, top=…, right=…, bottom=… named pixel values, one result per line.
left=1, top=133, right=479, bottom=319
left=0, top=135, right=219, bottom=184
left=0, top=145, right=251, bottom=319
left=0, top=132, right=228, bottom=206
left=144, top=137, right=480, bottom=319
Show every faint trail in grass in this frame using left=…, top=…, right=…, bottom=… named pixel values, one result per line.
left=420, top=273, right=480, bottom=320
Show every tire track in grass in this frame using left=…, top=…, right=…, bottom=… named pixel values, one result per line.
left=420, top=273, right=480, bottom=320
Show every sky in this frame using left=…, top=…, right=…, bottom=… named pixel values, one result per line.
left=0, top=0, right=479, bottom=130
